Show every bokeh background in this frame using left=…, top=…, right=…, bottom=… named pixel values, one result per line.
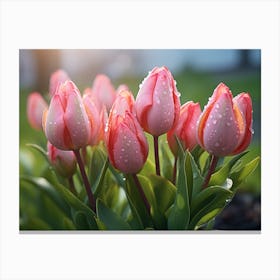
left=20, top=49, right=261, bottom=230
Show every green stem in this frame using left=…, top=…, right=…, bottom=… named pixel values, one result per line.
left=201, top=155, right=219, bottom=189
left=73, top=149, right=96, bottom=212
left=153, top=135, right=160, bottom=176
left=132, top=173, right=151, bottom=214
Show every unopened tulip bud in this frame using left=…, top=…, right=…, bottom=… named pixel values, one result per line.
left=106, top=91, right=148, bottom=174
left=43, top=80, right=90, bottom=151
left=49, top=69, right=70, bottom=97
left=167, top=101, right=201, bottom=156
left=27, top=92, right=48, bottom=130
left=47, top=142, right=76, bottom=178
left=196, top=83, right=253, bottom=157
left=135, top=66, right=180, bottom=136
left=92, top=74, right=116, bottom=112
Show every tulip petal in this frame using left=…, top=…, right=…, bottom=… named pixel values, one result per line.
left=45, top=95, right=68, bottom=150
left=202, top=91, right=240, bottom=156
left=64, top=89, right=90, bottom=150
left=232, top=93, right=253, bottom=154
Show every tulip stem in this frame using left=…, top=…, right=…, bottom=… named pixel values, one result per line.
left=153, top=136, right=161, bottom=176
left=68, top=176, right=77, bottom=196
left=132, top=173, right=151, bottom=214
left=202, top=155, right=219, bottom=189
left=172, top=156, right=178, bottom=185
left=73, top=149, right=96, bottom=212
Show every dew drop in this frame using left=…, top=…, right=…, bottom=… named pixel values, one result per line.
left=226, top=122, right=231, bottom=127
left=121, top=148, right=125, bottom=152
left=229, top=117, right=233, bottom=120
left=122, top=177, right=126, bottom=181
left=215, top=104, right=220, bottom=109
left=124, top=159, right=128, bottom=163
left=218, top=114, right=222, bottom=119
left=251, top=128, right=255, bottom=134
left=214, top=142, right=220, bottom=147
left=212, top=119, right=217, bottom=125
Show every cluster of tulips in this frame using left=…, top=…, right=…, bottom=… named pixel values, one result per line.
left=24, top=66, right=259, bottom=230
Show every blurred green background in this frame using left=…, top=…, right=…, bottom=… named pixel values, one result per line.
left=20, top=49, right=261, bottom=229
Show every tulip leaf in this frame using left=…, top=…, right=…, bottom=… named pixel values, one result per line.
left=230, top=156, right=260, bottom=192
left=189, top=152, right=204, bottom=199
left=160, top=140, right=174, bottom=181
left=89, top=145, right=107, bottom=189
left=62, top=217, right=76, bottom=230
left=209, top=151, right=249, bottom=186
left=97, top=199, right=131, bottom=230
left=21, top=176, right=71, bottom=218
left=139, top=158, right=155, bottom=177
left=73, top=211, right=90, bottom=230
left=92, top=157, right=109, bottom=197
left=26, top=143, right=48, bottom=162
left=125, top=174, right=154, bottom=229
left=188, top=186, right=232, bottom=229
left=168, top=138, right=190, bottom=230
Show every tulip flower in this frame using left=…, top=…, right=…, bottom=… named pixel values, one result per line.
left=106, top=90, right=148, bottom=174
left=197, top=83, right=253, bottom=189
left=135, top=66, right=180, bottom=136
left=135, top=66, right=180, bottom=176
left=92, top=74, right=116, bottom=112
left=116, top=84, right=129, bottom=94
left=43, top=80, right=91, bottom=151
left=167, top=101, right=202, bottom=156
left=83, top=93, right=101, bottom=146
left=196, top=82, right=253, bottom=157
left=49, top=69, right=70, bottom=97
left=47, top=141, right=76, bottom=178
left=27, top=92, right=48, bottom=130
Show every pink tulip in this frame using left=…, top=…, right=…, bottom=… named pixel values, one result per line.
left=47, top=142, right=77, bottom=178
left=135, top=66, right=181, bottom=136
left=196, top=83, right=253, bottom=157
left=43, top=80, right=90, bottom=151
left=27, top=92, right=48, bottom=130
left=49, top=69, right=70, bottom=97
left=92, top=74, right=116, bottom=112
left=167, top=101, right=201, bottom=155
left=116, top=84, right=129, bottom=94
left=106, top=90, right=148, bottom=174
left=83, top=93, right=101, bottom=146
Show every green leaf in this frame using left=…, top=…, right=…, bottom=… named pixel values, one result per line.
left=148, top=175, right=176, bottom=215
left=88, top=145, right=107, bottom=188
left=26, top=143, right=48, bottom=162
left=20, top=217, right=52, bottom=230
left=73, top=211, right=90, bottom=230
left=160, top=140, right=173, bottom=181
left=92, top=157, right=109, bottom=197
left=139, top=158, right=155, bottom=177
left=62, top=217, right=76, bottom=230
left=97, top=199, right=131, bottom=230
left=188, top=186, right=232, bottom=229
left=230, top=156, right=260, bottom=192
left=189, top=152, right=204, bottom=199
left=168, top=138, right=190, bottom=230
left=22, top=176, right=99, bottom=230
left=21, top=176, right=71, bottom=218
left=209, top=151, right=249, bottom=186
left=125, top=174, right=153, bottom=229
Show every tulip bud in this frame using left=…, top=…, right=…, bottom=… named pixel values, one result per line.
left=47, top=142, right=77, bottom=178
left=196, top=83, right=253, bottom=157
left=83, top=93, right=101, bottom=146
left=49, top=69, right=70, bottom=97
left=135, top=66, right=181, bottom=136
left=92, top=74, right=116, bottom=112
left=106, top=91, right=148, bottom=174
left=43, top=80, right=90, bottom=151
left=27, top=92, right=48, bottom=130
left=167, top=101, right=201, bottom=156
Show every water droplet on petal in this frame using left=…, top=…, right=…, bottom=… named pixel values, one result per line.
left=213, top=120, right=217, bottom=125
left=215, top=142, right=220, bottom=147
left=215, top=104, right=220, bottom=109
left=226, top=122, right=231, bottom=126
left=218, top=114, right=222, bottom=119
